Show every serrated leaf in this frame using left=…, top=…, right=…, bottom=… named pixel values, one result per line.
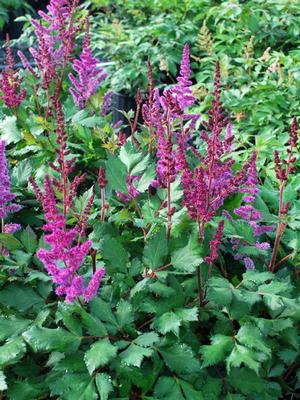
left=0, top=116, right=22, bottom=144
left=152, top=311, right=182, bottom=335
left=0, top=338, right=26, bottom=367
left=134, top=332, right=160, bottom=347
left=0, top=234, right=23, bottom=251
left=12, top=160, right=32, bottom=187
left=115, top=299, right=134, bottom=328
left=143, top=228, right=168, bottom=269
left=226, top=344, right=260, bottom=374
left=236, top=324, right=271, bottom=356
left=0, top=316, right=31, bottom=342
left=154, top=377, right=184, bottom=400
left=201, top=335, right=234, bottom=367
left=119, top=141, right=142, bottom=171
left=105, top=153, right=128, bottom=193
left=20, top=226, right=38, bottom=253
left=159, top=344, right=200, bottom=374
left=171, top=240, right=203, bottom=273
left=23, top=326, right=80, bottom=353
left=0, top=284, right=43, bottom=312
left=228, top=368, right=265, bottom=395
left=84, top=340, right=117, bottom=375
left=119, top=343, right=153, bottom=367
left=175, top=307, right=198, bottom=322
left=95, top=373, right=113, bottom=400
left=49, top=372, right=98, bottom=400
left=207, top=277, right=233, bottom=307
left=102, top=235, right=129, bottom=272
left=89, top=297, right=118, bottom=326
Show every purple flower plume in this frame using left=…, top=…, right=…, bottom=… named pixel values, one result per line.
left=69, top=18, right=108, bottom=109
left=0, top=141, right=21, bottom=219
left=34, top=175, right=105, bottom=303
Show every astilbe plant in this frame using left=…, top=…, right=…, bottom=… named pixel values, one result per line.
left=0, top=140, right=21, bottom=256
left=268, top=117, right=299, bottom=271
left=0, top=35, right=26, bottom=110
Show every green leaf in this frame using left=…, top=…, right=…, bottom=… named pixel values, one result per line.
left=84, top=340, right=117, bottom=375
left=143, top=228, right=168, bottom=269
left=0, top=284, right=43, bottom=312
left=159, top=344, right=201, bottom=374
left=0, top=234, right=23, bottom=251
left=201, top=335, right=234, bottom=367
left=228, top=368, right=265, bottom=395
left=236, top=324, right=271, bottom=357
left=119, top=343, right=153, bottom=367
left=12, top=160, right=33, bottom=187
left=49, top=373, right=98, bottom=400
left=115, top=299, right=134, bottom=328
left=102, top=235, right=129, bottom=272
left=20, top=226, right=38, bottom=254
left=207, top=277, right=233, bottom=307
left=0, top=316, right=31, bottom=342
left=95, top=373, right=113, bottom=400
left=119, top=141, right=142, bottom=171
left=89, top=297, right=118, bottom=327
left=134, top=332, right=160, bottom=347
left=171, top=240, right=203, bottom=273
left=23, top=326, right=80, bottom=353
left=0, top=338, right=26, bottom=367
left=226, top=344, right=260, bottom=374
left=152, top=311, right=182, bottom=335
left=0, top=370, right=7, bottom=391
left=105, top=152, right=128, bottom=193
left=0, top=116, right=22, bottom=144
left=154, top=377, right=184, bottom=400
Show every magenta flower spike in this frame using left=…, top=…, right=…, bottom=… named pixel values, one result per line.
left=0, top=35, right=26, bottom=109
left=34, top=175, right=105, bottom=303
left=69, top=18, right=108, bottom=109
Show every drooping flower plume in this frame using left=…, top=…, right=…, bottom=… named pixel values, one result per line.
left=69, top=18, right=108, bottom=109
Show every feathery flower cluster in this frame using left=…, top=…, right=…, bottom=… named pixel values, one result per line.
left=0, top=140, right=21, bottom=256
left=69, top=19, right=108, bottom=109
left=116, top=175, right=140, bottom=203
left=178, top=61, right=247, bottom=238
left=0, top=141, right=21, bottom=220
left=205, top=220, right=225, bottom=266
left=101, top=91, right=113, bottom=116
left=0, top=35, right=26, bottom=108
left=35, top=175, right=105, bottom=303
left=232, top=152, right=272, bottom=270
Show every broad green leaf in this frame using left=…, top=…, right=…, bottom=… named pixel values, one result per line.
left=102, top=235, right=129, bottom=272
left=0, top=316, right=31, bottom=341
left=84, top=340, right=117, bottom=374
left=226, top=344, right=260, bottom=374
left=23, top=326, right=80, bottom=353
left=89, top=297, right=118, bottom=326
left=49, top=372, right=98, bottom=400
left=201, top=335, right=234, bottom=367
left=0, top=116, right=22, bottom=144
left=159, top=344, right=201, bottom=374
left=134, top=332, right=160, bottom=347
left=7, top=378, right=48, bottom=400
left=105, top=153, right=128, bottom=193
left=207, top=277, right=234, bottom=307
left=12, top=160, right=32, bottom=187
left=0, top=338, right=26, bottom=367
left=171, top=240, right=203, bottom=273
left=236, top=324, right=271, bottom=357
left=228, top=368, right=265, bottom=395
left=154, top=377, right=184, bottom=400
left=0, top=234, right=23, bottom=251
left=20, top=226, right=38, bottom=254
left=152, top=311, right=182, bottom=335
left=119, top=343, right=153, bottom=367
left=0, top=284, right=43, bottom=312
left=115, top=299, right=134, bottom=328
left=143, top=228, right=168, bottom=269
left=119, top=141, right=142, bottom=171
left=95, top=373, right=113, bottom=400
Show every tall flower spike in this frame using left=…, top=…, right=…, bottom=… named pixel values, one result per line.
left=0, top=35, right=26, bottom=108
left=0, top=140, right=22, bottom=220
left=205, top=220, right=225, bottom=266
left=69, top=18, right=108, bottom=109
left=34, top=175, right=105, bottom=303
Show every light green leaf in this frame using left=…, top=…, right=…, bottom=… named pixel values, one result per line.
left=0, top=116, right=22, bottom=144
left=84, top=340, right=117, bottom=375
left=0, top=370, right=7, bottom=391
left=201, top=335, right=234, bottom=367
left=105, top=153, right=128, bottom=193
left=143, top=228, right=168, bottom=269
left=226, top=344, right=260, bottom=374
left=115, top=299, right=134, bottom=328
left=20, top=226, right=38, bottom=254
left=0, top=338, right=26, bottom=367
left=95, top=373, right=113, bottom=400
left=171, top=240, right=203, bottom=273
left=134, top=332, right=160, bottom=347
left=159, top=344, right=201, bottom=374
left=119, top=343, right=153, bottom=367
left=23, top=326, right=80, bottom=353
left=152, top=311, right=182, bottom=335
left=0, top=316, right=31, bottom=341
